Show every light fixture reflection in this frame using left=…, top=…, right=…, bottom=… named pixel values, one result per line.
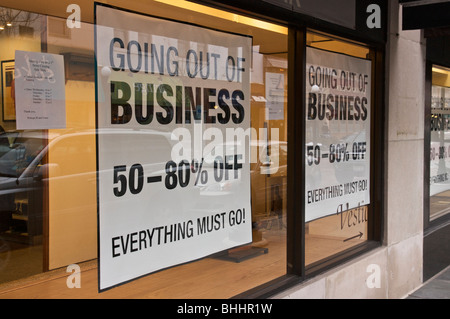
left=154, top=0, right=288, bottom=35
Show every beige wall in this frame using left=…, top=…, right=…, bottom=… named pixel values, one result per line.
left=48, top=80, right=97, bottom=270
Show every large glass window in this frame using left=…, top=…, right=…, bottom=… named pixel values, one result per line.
left=0, top=1, right=383, bottom=299
left=429, top=65, right=450, bottom=221
left=0, top=1, right=288, bottom=298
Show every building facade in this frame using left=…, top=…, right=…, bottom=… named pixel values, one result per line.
left=0, top=0, right=448, bottom=299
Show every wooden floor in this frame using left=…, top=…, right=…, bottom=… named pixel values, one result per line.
left=0, top=232, right=286, bottom=299
left=0, top=229, right=366, bottom=299
left=430, top=190, right=450, bottom=220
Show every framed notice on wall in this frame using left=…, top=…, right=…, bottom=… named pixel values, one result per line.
left=95, top=3, right=253, bottom=291
left=305, top=47, right=371, bottom=222
left=1, top=60, right=15, bottom=121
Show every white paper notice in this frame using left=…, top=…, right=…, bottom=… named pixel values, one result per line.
left=265, top=72, right=285, bottom=120
left=14, top=50, right=66, bottom=129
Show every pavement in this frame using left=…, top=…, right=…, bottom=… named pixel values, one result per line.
left=406, top=264, right=450, bottom=299
left=406, top=219, right=450, bottom=299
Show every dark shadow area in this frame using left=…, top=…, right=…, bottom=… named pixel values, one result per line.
left=423, top=217, right=450, bottom=282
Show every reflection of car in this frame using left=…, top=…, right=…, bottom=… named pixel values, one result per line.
left=0, top=128, right=179, bottom=240
left=0, top=131, right=46, bottom=234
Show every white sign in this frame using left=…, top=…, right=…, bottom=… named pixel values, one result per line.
left=95, top=4, right=252, bottom=291
left=305, top=47, right=371, bottom=221
left=430, top=85, right=450, bottom=197
left=14, top=50, right=66, bottom=129
left=265, top=72, right=285, bottom=120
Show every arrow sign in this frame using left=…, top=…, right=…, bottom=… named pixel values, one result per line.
left=343, top=232, right=363, bottom=242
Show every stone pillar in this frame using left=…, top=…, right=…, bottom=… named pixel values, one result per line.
left=384, top=0, right=425, bottom=298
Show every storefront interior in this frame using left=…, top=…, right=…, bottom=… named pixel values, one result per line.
left=0, top=0, right=380, bottom=298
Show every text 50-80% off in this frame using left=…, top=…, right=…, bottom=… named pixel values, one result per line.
left=307, top=142, right=366, bottom=166
left=112, top=155, right=243, bottom=197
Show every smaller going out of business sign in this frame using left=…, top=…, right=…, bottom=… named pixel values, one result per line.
left=95, top=4, right=252, bottom=291
left=430, top=85, right=450, bottom=197
left=305, top=47, right=371, bottom=222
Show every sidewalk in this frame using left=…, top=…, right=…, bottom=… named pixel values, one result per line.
left=406, top=220, right=450, bottom=299
left=406, top=265, right=450, bottom=299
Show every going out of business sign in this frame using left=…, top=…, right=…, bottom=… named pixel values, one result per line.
left=430, top=85, right=450, bottom=197
left=305, top=47, right=371, bottom=222
left=95, top=4, right=252, bottom=291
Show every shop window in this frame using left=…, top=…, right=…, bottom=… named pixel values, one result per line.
left=429, top=65, right=450, bottom=221
left=0, top=1, right=383, bottom=298
left=0, top=1, right=288, bottom=298
left=305, top=31, right=372, bottom=269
